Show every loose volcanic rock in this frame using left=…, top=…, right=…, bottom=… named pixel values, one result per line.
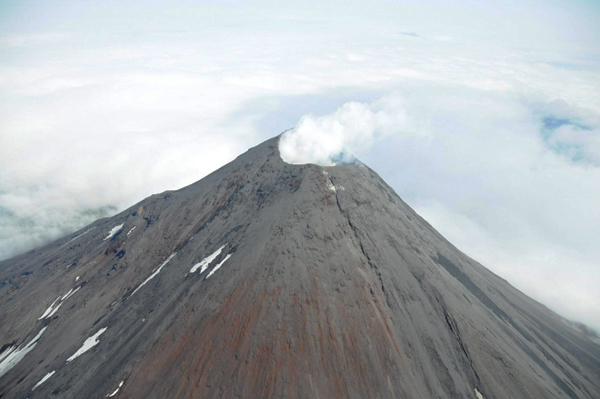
left=0, top=136, right=599, bottom=398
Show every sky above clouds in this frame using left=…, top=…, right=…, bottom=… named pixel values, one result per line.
left=1, top=0, right=599, bottom=330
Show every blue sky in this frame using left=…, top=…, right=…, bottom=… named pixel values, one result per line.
left=1, top=0, right=599, bottom=331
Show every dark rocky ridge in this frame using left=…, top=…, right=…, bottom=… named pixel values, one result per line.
left=0, top=136, right=598, bottom=398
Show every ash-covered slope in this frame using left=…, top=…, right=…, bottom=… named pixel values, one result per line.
left=1, top=136, right=599, bottom=399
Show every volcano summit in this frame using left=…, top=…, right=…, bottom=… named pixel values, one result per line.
left=0, top=136, right=599, bottom=398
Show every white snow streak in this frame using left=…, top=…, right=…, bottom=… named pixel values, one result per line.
left=75, top=276, right=80, bottom=281
left=107, top=380, right=124, bottom=397
left=103, top=224, right=124, bottom=241
left=205, top=254, right=232, bottom=279
left=46, top=302, right=63, bottom=318
left=32, top=370, right=55, bottom=390
left=0, top=327, right=48, bottom=379
left=327, top=182, right=336, bottom=192
left=127, top=226, right=136, bottom=236
left=67, top=227, right=95, bottom=244
left=0, top=347, right=16, bottom=364
left=66, top=328, right=107, bottom=362
left=61, top=289, right=73, bottom=301
left=130, top=252, right=177, bottom=297
left=39, top=296, right=61, bottom=319
left=190, top=244, right=227, bottom=274
left=475, top=388, right=485, bottom=399
left=39, top=286, right=81, bottom=320
left=62, top=286, right=80, bottom=301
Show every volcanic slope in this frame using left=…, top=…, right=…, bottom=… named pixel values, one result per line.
left=1, top=136, right=599, bottom=399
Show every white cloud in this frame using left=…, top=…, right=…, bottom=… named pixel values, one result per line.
left=279, top=95, right=412, bottom=165
left=0, top=33, right=68, bottom=48
left=549, top=125, right=600, bottom=164
left=0, top=0, right=599, bottom=332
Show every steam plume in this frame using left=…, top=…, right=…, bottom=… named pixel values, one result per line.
left=279, top=96, right=408, bottom=165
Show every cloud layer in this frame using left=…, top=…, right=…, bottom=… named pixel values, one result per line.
left=0, top=0, right=599, bottom=331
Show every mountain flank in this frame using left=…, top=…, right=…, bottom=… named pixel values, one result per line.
left=1, top=136, right=599, bottom=398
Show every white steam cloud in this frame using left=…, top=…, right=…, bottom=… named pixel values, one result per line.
left=279, top=96, right=411, bottom=165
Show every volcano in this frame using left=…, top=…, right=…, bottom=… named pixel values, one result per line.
left=1, top=136, right=599, bottom=399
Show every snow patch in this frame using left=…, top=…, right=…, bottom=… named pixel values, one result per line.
left=103, top=224, right=124, bottom=241
left=75, top=276, right=80, bottom=281
left=32, top=370, right=55, bottom=390
left=61, top=289, right=73, bottom=301
left=475, top=388, right=485, bottom=399
left=190, top=245, right=227, bottom=274
left=39, top=287, right=81, bottom=320
left=62, top=286, right=80, bottom=301
left=205, top=253, right=232, bottom=279
left=327, top=182, right=336, bottom=192
left=66, top=328, right=107, bottom=362
left=39, top=296, right=61, bottom=319
left=130, top=252, right=177, bottom=297
left=107, top=380, right=124, bottom=397
left=0, top=327, right=48, bottom=379
left=127, top=226, right=136, bottom=236
left=0, top=347, right=16, bottom=364
left=46, top=302, right=63, bottom=318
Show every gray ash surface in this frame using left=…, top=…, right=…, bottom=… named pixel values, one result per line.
left=1, top=136, right=599, bottom=398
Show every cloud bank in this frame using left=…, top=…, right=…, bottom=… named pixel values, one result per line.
left=0, top=0, right=599, bottom=332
